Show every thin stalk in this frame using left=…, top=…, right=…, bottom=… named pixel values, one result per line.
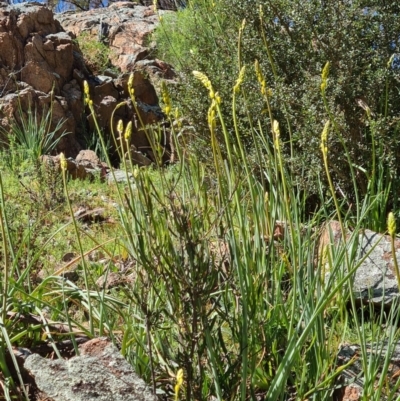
left=60, top=163, right=94, bottom=334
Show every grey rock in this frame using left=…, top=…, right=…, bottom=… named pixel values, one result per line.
left=354, top=229, right=400, bottom=305
left=320, top=221, right=400, bottom=305
left=335, top=341, right=400, bottom=401
left=24, top=339, right=157, bottom=401
left=107, top=169, right=135, bottom=184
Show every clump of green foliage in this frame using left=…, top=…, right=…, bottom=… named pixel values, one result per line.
left=154, top=0, right=400, bottom=210
left=76, top=31, right=113, bottom=75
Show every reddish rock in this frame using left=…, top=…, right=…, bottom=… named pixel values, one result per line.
left=0, top=2, right=172, bottom=164
left=56, top=2, right=173, bottom=73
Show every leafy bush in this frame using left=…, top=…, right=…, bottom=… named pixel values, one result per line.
left=154, top=0, right=400, bottom=207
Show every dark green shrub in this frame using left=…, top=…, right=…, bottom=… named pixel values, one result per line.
left=154, top=0, right=400, bottom=207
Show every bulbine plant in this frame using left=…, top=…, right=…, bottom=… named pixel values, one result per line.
left=80, top=59, right=360, bottom=400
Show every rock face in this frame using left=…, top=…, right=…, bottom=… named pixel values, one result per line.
left=0, top=2, right=172, bottom=164
left=56, top=2, right=174, bottom=73
left=24, top=338, right=158, bottom=401
left=0, top=2, right=81, bottom=156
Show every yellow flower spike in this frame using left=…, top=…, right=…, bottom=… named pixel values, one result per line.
left=117, top=119, right=124, bottom=136
left=193, top=70, right=215, bottom=99
left=387, top=54, right=395, bottom=69
left=83, top=80, right=90, bottom=96
left=174, top=369, right=184, bottom=401
left=388, top=212, right=396, bottom=237
left=234, top=66, right=246, bottom=94
left=320, top=120, right=330, bottom=157
left=272, top=120, right=280, bottom=138
left=60, top=152, right=67, bottom=172
left=321, top=61, right=330, bottom=92
left=161, top=81, right=172, bottom=116
left=207, top=103, right=216, bottom=133
left=128, top=73, right=134, bottom=91
left=133, top=168, right=139, bottom=178
left=272, top=120, right=281, bottom=150
left=255, top=60, right=267, bottom=96
left=124, top=121, right=132, bottom=142
left=388, top=212, right=400, bottom=291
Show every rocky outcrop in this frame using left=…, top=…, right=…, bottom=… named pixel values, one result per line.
left=56, top=2, right=174, bottom=73
left=0, top=2, right=81, bottom=156
left=0, top=2, right=173, bottom=164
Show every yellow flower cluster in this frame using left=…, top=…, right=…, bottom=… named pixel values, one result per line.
left=388, top=212, right=396, bottom=237
left=193, top=70, right=218, bottom=100
left=174, top=369, right=183, bottom=401
left=233, top=66, right=246, bottom=94
left=272, top=119, right=281, bottom=150
left=321, top=61, right=330, bottom=93
left=193, top=71, right=221, bottom=134
left=60, top=152, right=67, bottom=172
left=255, top=60, right=271, bottom=97
left=161, top=81, right=172, bottom=116
left=83, top=81, right=93, bottom=106
left=128, top=73, right=135, bottom=99
left=117, top=119, right=124, bottom=136
left=320, top=120, right=330, bottom=158
left=125, top=121, right=132, bottom=142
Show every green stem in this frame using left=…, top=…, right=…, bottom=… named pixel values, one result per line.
left=61, top=167, right=94, bottom=334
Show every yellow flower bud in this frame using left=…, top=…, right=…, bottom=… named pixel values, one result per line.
left=321, top=61, right=330, bottom=82
left=388, top=212, right=396, bottom=237
left=128, top=73, right=134, bottom=91
left=161, top=81, right=172, bottom=116
left=272, top=120, right=280, bottom=138
left=117, top=119, right=124, bottom=135
left=124, top=121, right=132, bottom=142
left=387, top=54, right=394, bottom=69
left=83, top=81, right=90, bottom=96
left=207, top=103, right=216, bottom=133
left=320, top=120, right=330, bottom=157
left=174, top=369, right=183, bottom=401
left=321, top=61, right=330, bottom=92
left=60, top=152, right=67, bottom=172
left=233, top=66, right=246, bottom=94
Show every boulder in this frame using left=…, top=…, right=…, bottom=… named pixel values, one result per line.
left=41, top=152, right=106, bottom=180
left=319, top=221, right=400, bottom=306
left=334, top=342, right=400, bottom=401
left=24, top=338, right=158, bottom=401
